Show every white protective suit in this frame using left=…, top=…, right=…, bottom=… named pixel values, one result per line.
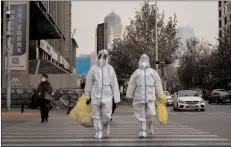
left=84, top=49, right=120, bottom=139
left=126, top=54, right=163, bottom=138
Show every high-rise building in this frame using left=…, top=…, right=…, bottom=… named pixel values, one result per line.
left=1, top=1, right=77, bottom=89
left=177, top=26, right=195, bottom=45
left=173, top=25, right=195, bottom=67
left=104, top=12, right=124, bottom=50
left=218, top=1, right=231, bottom=36
left=104, top=12, right=121, bottom=27
left=96, top=23, right=109, bottom=54
left=95, top=12, right=124, bottom=53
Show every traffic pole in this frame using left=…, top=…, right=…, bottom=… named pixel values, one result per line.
left=6, top=1, right=11, bottom=112
left=155, top=0, right=158, bottom=73
left=164, top=68, right=167, bottom=91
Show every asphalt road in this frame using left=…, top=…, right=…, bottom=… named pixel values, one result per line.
left=2, top=102, right=231, bottom=146
left=168, top=101, right=231, bottom=140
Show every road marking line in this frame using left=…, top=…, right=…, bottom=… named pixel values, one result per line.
left=216, top=112, right=231, bottom=114
left=3, top=128, right=196, bottom=131
left=203, top=113, right=215, bottom=114
left=2, top=135, right=219, bottom=138
left=2, top=126, right=194, bottom=129
left=2, top=130, right=203, bottom=133
left=168, top=112, right=177, bottom=115
left=2, top=132, right=211, bottom=135
left=197, top=143, right=231, bottom=146
left=2, top=138, right=229, bottom=142
left=5, top=143, right=231, bottom=147
left=1, top=143, right=200, bottom=146
left=183, top=112, right=197, bottom=115
left=3, top=128, right=197, bottom=131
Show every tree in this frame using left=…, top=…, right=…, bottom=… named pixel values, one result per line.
left=110, top=1, right=180, bottom=80
left=178, top=37, right=213, bottom=89
left=210, top=27, right=231, bottom=89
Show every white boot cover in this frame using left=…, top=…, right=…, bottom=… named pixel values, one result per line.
left=93, top=119, right=103, bottom=139
left=139, top=121, right=147, bottom=138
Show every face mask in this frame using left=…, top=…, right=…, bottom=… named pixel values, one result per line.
left=140, top=62, right=148, bottom=68
left=99, top=58, right=103, bottom=65
left=41, top=78, right=46, bottom=82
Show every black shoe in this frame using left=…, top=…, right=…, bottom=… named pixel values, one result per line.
left=41, top=120, right=45, bottom=123
left=110, top=118, right=112, bottom=121
left=45, top=118, right=48, bottom=122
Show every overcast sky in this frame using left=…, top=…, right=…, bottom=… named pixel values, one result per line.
left=72, top=1, right=218, bottom=56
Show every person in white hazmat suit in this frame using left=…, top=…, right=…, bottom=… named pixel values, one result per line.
left=84, top=49, right=120, bottom=139
left=126, top=54, right=163, bottom=138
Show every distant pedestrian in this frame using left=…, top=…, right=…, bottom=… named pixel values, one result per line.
left=37, top=74, right=53, bottom=123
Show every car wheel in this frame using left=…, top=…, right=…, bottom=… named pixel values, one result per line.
left=176, top=103, right=180, bottom=111
left=201, top=109, right=205, bottom=112
left=216, top=99, right=219, bottom=105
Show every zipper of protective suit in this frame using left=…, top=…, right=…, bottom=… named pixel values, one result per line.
left=141, top=69, right=147, bottom=135
left=96, top=65, right=104, bottom=138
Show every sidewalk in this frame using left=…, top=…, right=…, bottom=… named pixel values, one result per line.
left=2, top=108, right=56, bottom=118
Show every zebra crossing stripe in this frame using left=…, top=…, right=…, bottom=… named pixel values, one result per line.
left=2, top=143, right=200, bottom=146
left=3, top=143, right=231, bottom=147
left=2, top=128, right=200, bottom=131
left=2, top=132, right=211, bottom=135
left=2, top=134, right=218, bottom=138
left=2, top=115, right=231, bottom=147
left=2, top=130, right=204, bottom=133
left=2, top=138, right=230, bottom=142
left=3, top=126, right=194, bottom=129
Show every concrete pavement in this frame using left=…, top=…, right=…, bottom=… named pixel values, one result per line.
left=2, top=104, right=231, bottom=146
left=2, top=108, right=56, bottom=118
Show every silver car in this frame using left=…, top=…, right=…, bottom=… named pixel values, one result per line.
left=173, top=90, right=205, bottom=111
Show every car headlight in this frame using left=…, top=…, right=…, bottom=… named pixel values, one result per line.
left=178, top=100, right=185, bottom=103
left=200, top=100, right=205, bottom=103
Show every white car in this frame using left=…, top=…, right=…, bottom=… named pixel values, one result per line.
left=173, top=90, right=205, bottom=111
left=164, top=91, right=173, bottom=106
left=212, top=89, right=226, bottom=94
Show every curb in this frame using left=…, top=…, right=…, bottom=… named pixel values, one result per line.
left=2, top=112, right=56, bottom=118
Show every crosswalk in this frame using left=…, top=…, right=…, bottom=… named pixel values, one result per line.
left=168, top=111, right=231, bottom=115
left=165, top=107, right=231, bottom=115
left=2, top=114, right=231, bottom=146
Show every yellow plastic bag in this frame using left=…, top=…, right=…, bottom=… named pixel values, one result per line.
left=69, top=94, right=93, bottom=128
left=156, top=93, right=168, bottom=124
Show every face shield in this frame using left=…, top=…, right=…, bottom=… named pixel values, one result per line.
left=97, top=50, right=109, bottom=66
left=139, top=54, right=150, bottom=69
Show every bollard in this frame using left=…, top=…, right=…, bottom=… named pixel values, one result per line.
left=21, top=103, right=24, bottom=113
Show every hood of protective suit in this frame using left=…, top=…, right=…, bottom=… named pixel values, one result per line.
left=97, top=49, right=109, bottom=67
left=138, top=54, right=150, bottom=69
